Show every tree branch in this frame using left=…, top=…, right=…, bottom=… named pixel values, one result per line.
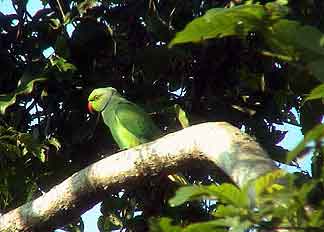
left=0, top=122, right=277, bottom=232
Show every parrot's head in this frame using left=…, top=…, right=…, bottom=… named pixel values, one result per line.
left=88, top=87, right=117, bottom=113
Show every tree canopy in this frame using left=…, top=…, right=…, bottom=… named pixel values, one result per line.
left=1, top=0, right=324, bottom=231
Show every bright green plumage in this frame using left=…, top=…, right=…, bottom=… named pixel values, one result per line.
left=88, top=87, right=187, bottom=184
left=88, top=87, right=160, bottom=149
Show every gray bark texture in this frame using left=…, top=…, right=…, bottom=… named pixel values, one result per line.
left=0, top=122, right=277, bottom=231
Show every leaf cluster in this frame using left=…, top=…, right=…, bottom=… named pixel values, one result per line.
left=152, top=170, right=324, bottom=232
left=1, top=0, right=324, bottom=231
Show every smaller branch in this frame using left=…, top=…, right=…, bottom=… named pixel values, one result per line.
left=260, top=50, right=295, bottom=62
left=26, top=99, right=36, bottom=112
left=282, top=120, right=300, bottom=127
left=55, top=0, right=65, bottom=20
left=34, top=102, right=41, bottom=126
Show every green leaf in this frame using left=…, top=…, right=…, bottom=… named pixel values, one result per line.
left=308, top=210, right=324, bottom=227
left=167, top=173, right=188, bottom=185
left=169, top=185, right=207, bottom=207
left=308, top=59, right=324, bottom=82
left=266, top=20, right=324, bottom=58
left=265, top=19, right=324, bottom=82
left=297, top=181, right=316, bottom=203
left=253, top=170, right=285, bottom=198
left=208, top=184, right=249, bottom=208
left=275, top=0, right=288, bottom=5
left=287, top=124, right=324, bottom=162
left=169, top=4, right=267, bottom=47
left=230, top=221, right=253, bottom=232
left=228, top=218, right=252, bottom=232
left=47, top=137, right=61, bottom=151
left=0, top=72, right=46, bottom=114
left=174, top=104, right=190, bottom=128
left=305, top=84, right=324, bottom=102
left=17, top=133, right=47, bottom=162
left=213, top=205, right=244, bottom=218
left=37, top=148, right=46, bottom=163
left=49, top=56, right=77, bottom=73
left=169, top=184, right=249, bottom=208
left=49, top=18, right=60, bottom=29
left=77, top=0, right=96, bottom=15
left=183, top=220, right=228, bottom=232
left=183, top=217, right=251, bottom=232
left=149, top=217, right=182, bottom=232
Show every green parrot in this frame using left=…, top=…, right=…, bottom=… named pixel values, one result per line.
left=88, top=87, right=187, bottom=184
left=87, top=87, right=160, bottom=149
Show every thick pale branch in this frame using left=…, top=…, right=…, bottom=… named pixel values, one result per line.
left=0, top=122, right=277, bottom=231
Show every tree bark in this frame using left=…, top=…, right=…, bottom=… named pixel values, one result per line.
left=0, top=122, right=277, bottom=232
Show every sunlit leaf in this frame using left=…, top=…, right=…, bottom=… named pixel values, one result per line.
left=48, top=137, right=61, bottom=151
left=167, top=173, right=188, bottom=185
left=183, top=220, right=229, bottom=232
left=37, top=148, right=46, bottom=163
left=183, top=217, right=251, bottom=232
left=275, top=0, right=288, bottom=5
left=49, top=56, right=77, bottom=73
left=150, top=217, right=182, bottom=232
left=208, top=184, right=249, bottom=208
left=305, top=84, right=324, bottom=102
left=168, top=185, right=208, bottom=207
left=152, top=217, right=249, bottom=232
left=174, top=104, right=190, bottom=128
left=77, top=0, right=96, bottom=15
left=253, top=170, right=286, bottom=198
left=213, top=205, right=243, bottom=218
left=169, top=4, right=268, bottom=47
left=49, top=18, right=60, bottom=29
left=169, top=184, right=249, bottom=208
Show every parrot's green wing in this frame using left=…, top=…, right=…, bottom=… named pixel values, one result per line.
left=109, top=101, right=161, bottom=149
left=103, top=98, right=188, bottom=185
left=116, top=102, right=160, bottom=140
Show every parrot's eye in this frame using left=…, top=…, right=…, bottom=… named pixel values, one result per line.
left=94, top=95, right=100, bottom=100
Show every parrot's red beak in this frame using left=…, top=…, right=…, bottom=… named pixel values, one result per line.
left=87, top=102, right=95, bottom=114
